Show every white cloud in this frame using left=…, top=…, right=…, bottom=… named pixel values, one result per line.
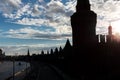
left=38, top=0, right=43, bottom=2
left=0, top=0, right=22, bottom=14
left=16, top=18, right=47, bottom=26
left=46, top=0, right=65, bottom=13
left=3, top=27, right=71, bottom=40
left=5, top=27, right=42, bottom=39
left=7, top=0, right=22, bottom=8
left=32, top=4, right=41, bottom=17
left=15, top=4, right=31, bottom=19
left=0, top=0, right=74, bottom=39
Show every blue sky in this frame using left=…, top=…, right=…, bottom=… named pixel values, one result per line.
left=0, top=0, right=120, bottom=55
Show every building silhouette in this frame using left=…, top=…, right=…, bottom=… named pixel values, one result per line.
left=68, top=0, right=120, bottom=79
left=71, top=0, right=97, bottom=48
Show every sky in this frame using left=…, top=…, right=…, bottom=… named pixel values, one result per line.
left=0, top=0, right=120, bottom=55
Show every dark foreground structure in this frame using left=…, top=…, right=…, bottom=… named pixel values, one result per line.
left=26, top=0, right=120, bottom=80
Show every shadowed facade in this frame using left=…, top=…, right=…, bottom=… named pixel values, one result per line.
left=71, top=0, right=97, bottom=47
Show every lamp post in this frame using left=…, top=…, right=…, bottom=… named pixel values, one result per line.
left=13, top=56, right=15, bottom=80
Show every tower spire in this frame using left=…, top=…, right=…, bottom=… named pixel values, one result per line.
left=76, top=0, right=90, bottom=12
left=27, top=49, right=30, bottom=57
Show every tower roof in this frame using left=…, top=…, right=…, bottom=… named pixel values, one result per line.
left=64, top=39, right=71, bottom=49
left=76, top=0, right=90, bottom=12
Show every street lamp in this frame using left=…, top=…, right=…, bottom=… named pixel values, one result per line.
left=12, top=55, right=15, bottom=80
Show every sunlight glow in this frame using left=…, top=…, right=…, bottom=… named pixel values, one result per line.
left=112, top=20, right=120, bottom=36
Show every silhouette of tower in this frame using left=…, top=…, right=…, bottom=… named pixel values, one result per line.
left=64, top=39, right=72, bottom=49
left=71, top=0, right=97, bottom=47
left=27, top=49, right=30, bottom=57
left=108, top=24, right=112, bottom=36
left=107, top=24, right=113, bottom=42
left=27, top=49, right=30, bottom=62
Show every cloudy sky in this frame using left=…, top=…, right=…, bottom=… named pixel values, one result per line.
left=0, top=0, right=120, bottom=55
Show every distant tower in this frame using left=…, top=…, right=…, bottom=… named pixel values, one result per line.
left=27, top=49, right=30, bottom=57
left=108, top=24, right=112, bottom=36
left=71, top=0, right=97, bottom=47
left=107, top=24, right=113, bottom=42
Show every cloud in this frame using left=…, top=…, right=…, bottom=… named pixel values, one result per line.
left=16, top=18, right=47, bottom=26
left=0, top=0, right=22, bottom=14
left=0, top=0, right=75, bottom=41
left=46, top=0, right=65, bottom=14
left=38, top=0, right=43, bottom=3
left=15, top=4, right=31, bottom=18
left=2, top=27, right=71, bottom=40
left=32, top=4, right=41, bottom=17
left=7, top=0, right=22, bottom=8
left=2, top=0, right=120, bottom=35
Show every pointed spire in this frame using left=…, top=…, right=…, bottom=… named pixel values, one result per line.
left=27, top=49, right=30, bottom=57
left=64, top=39, right=71, bottom=49
left=76, top=0, right=90, bottom=12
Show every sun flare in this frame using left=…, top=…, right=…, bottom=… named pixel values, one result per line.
left=112, top=20, right=120, bottom=36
